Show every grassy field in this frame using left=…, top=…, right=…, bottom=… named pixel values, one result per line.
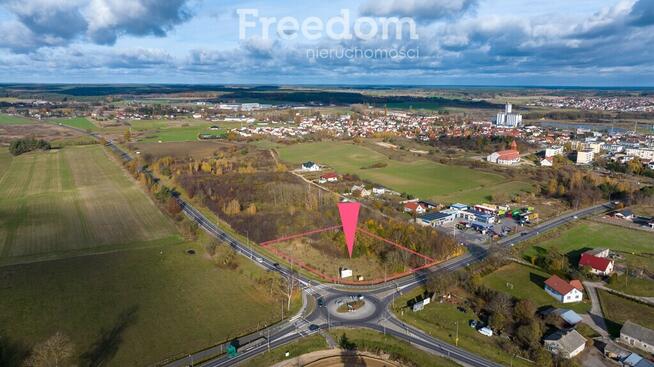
left=606, top=274, right=654, bottom=297
left=482, top=262, right=591, bottom=313
left=522, top=221, right=654, bottom=272
left=0, top=148, right=11, bottom=177
left=276, top=141, right=518, bottom=202
left=139, top=124, right=223, bottom=142
left=394, top=287, right=531, bottom=367
left=0, top=241, right=296, bottom=367
left=0, top=145, right=179, bottom=263
left=598, top=290, right=654, bottom=337
left=0, top=114, right=34, bottom=125
left=51, top=117, right=98, bottom=131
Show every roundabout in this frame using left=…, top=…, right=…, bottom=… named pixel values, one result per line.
left=324, top=294, right=382, bottom=323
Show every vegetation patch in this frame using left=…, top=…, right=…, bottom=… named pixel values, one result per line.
left=598, top=290, right=654, bottom=337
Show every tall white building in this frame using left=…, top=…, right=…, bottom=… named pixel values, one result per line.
left=495, top=103, right=523, bottom=128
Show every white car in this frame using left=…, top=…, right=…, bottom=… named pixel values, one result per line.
left=478, top=327, right=493, bottom=337
left=256, top=257, right=263, bottom=263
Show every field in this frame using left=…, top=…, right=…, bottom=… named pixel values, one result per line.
left=0, top=114, right=34, bottom=125
left=0, top=241, right=295, bottom=366
left=482, top=262, right=591, bottom=313
left=51, top=117, right=98, bottom=131
left=598, top=290, right=654, bottom=337
left=135, top=120, right=242, bottom=143
left=0, top=145, right=179, bottom=263
left=130, top=141, right=239, bottom=160
left=395, top=287, right=531, bottom=367
left=522, top=221, right=654, bottom=272
left=276, top=141, right=522, bottom=203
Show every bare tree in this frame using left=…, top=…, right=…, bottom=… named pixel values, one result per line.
left=23, top=332, right=75, bottom=367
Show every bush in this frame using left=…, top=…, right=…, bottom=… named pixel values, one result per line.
left=9, top=137, right=51, bottom=156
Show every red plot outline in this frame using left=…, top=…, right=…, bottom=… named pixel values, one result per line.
left=259, top=225, right=439, bottom=285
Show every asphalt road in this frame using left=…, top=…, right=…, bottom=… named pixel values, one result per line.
left=97, top=138, right=612, bottom=367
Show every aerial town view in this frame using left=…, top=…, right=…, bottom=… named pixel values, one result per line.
left=1, top=1, right=654, bottom=367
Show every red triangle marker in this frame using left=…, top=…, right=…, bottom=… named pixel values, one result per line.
left=338, top=202, right=361, bottom=258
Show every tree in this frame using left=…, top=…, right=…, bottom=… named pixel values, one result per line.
left=24, top=332, right=75, bottom=367
left=516, top=320, right=542, bottom=349
left=224, top=199, right=241, bottom=216
left=124, top=129, right=132, bottom=142
left=514, top=299, right=537, bottom=324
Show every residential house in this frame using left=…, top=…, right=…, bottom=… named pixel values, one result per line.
left=301, top=161, right=320, bottom=172
left=579, top=252, right=614, bottom=276
left=544, top=275, right=584, bottom=303
left=620, top=321, right=654, bottom=354
left=404, top=202, right=428, bottom=215
left=541, top=156, right=554, bottom=167
left=372, top=187, right=386, bottom=196
left=543, top=329, right=587, bottom=359
left=351, top=185, right=371, bottom=198
left=318, top=172, right=338, bottom=183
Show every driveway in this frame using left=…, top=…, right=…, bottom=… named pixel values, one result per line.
left=582, top=282, right=609, bottom=337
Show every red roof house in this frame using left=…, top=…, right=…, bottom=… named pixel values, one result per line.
left=544, top=275, right=584, bottom=303
left=579, top=253, right=614, bottom=275
left=404, top=202, right=427, bottom=214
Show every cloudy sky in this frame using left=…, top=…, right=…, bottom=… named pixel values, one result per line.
left=0, top=0, right=653, bottom=86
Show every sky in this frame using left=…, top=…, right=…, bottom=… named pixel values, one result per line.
left=0, top=0, right=653, bottom=86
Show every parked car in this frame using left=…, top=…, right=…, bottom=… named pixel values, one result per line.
left=469, top=320, right=478, bottom=329
left=478, top=327, right=493, bottom=337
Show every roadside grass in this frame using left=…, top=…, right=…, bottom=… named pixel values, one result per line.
left=239, top=335, right=328, bottom=367
left=51, top=117, right=98, bottom=131
left=394, top=287, right=532, bottom=367
left=0, top=241, right=296, bottom=367
left=0, top=114, right=34, bottom=125
left=522, top=221, right=654, bottom=272
left=328, top=329, right=461, bottom=367
left=607, top=274, right=654, bottom=297
left=244, top=329, right=461, bottom=367
left=482, top=262, right=592, bottom=313
left=0, top=146, right=178, bottom=260
left=276, top=141, right=512, bottom=201
left=598, top=290, right=654, bottom=337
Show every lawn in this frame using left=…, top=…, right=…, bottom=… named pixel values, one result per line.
left=51, top=117, right=98, bottom=131
left=276, top=141, right=515, bottom=202
left=522, top=221, right=654, bottom=272
left=0, top=114, right=34, bottom=125
left=482, top=262, right=591, bottom=313
left=0, top=145, right=179, bottom=263
left=394, top=287, right=532, bottom=367
left=598, top=290, right=654, bottom=337
left=240, top=334, right=328, bottom=367
left=0, top=241, right=295, bottom=367
left=607, top=274, right=654, bottom=297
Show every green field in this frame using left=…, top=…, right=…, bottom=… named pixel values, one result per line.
left=395, top=288, right=531, bottom=367
left=598, top=290, right=654, bottom=337
left=523, top=221, right=654, bottom=272
left=482, top=262, right=591, bottom=313
left=276, top=141, right=520, bottom=202
left=140, top=124, right=225, bottom=142
left=51, top=117, right=98, bottom=131
left=0, top=148, right=11, bottom=177
left=0, top=242, right=293, bottom=366
left=0, top=145, right=179, bottom=263
left=0, top=114, right=34, bottom=125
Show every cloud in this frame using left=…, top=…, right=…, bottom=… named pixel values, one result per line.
left=0, top=0, right=193, bottom=51
left=628, top=0, right=654, bottom=26
left=359, top=0, right=477, bottom=22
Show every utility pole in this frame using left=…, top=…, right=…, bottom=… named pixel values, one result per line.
left=455, top=321, right=459, bottom=347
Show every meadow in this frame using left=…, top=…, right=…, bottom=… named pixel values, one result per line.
left=482, top=262, right=591, bottom=313
left=0, top=114, right=34, bottom=125
left=136, top=120, right=241, bottom=143
left=51, top=117, right=98, bottom=131
left=276, top=141, right=524, bottom=203
left=0, top=145, right=179, bottom=263
left=0, top=242, right=295, bottom=366
left=522, top=221, right=654, bottom=272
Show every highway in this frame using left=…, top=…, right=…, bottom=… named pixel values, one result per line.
left=96, top=137, right=612, bottom=367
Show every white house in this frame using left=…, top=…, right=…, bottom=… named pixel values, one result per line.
left=351, top=185, right=371, bottom=198
left=545, top=146, right=564, bottom=158
left=579, top=251, right=614, bottom=276
left=544, top=329, right=587, bottom=359
left=541, top=157, right=554, bottom=167
left=300, top=161, right=320, bottom=172
left=544, top=275, right=583, bottom=303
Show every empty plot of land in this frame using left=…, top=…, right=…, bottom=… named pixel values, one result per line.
left=51, top=117, right=98, bottom=131
left=0, top=145, right=178, bottom=262
left=276, top=141, right=514, bottom=201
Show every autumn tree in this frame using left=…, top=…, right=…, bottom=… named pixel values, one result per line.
left=124, top=129, right=131, bottom=142
left=23, top=332, right=75, bottom=367
left=224, top=199, right=241, bottom=216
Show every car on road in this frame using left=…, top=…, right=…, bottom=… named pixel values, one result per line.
left=309, top=324, right=320, bottom=332
left=317, top=298, right=325, bottom=307
left=573, top=215, right=578, bottom=219
left=256, top=257, right=263, bottom=263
